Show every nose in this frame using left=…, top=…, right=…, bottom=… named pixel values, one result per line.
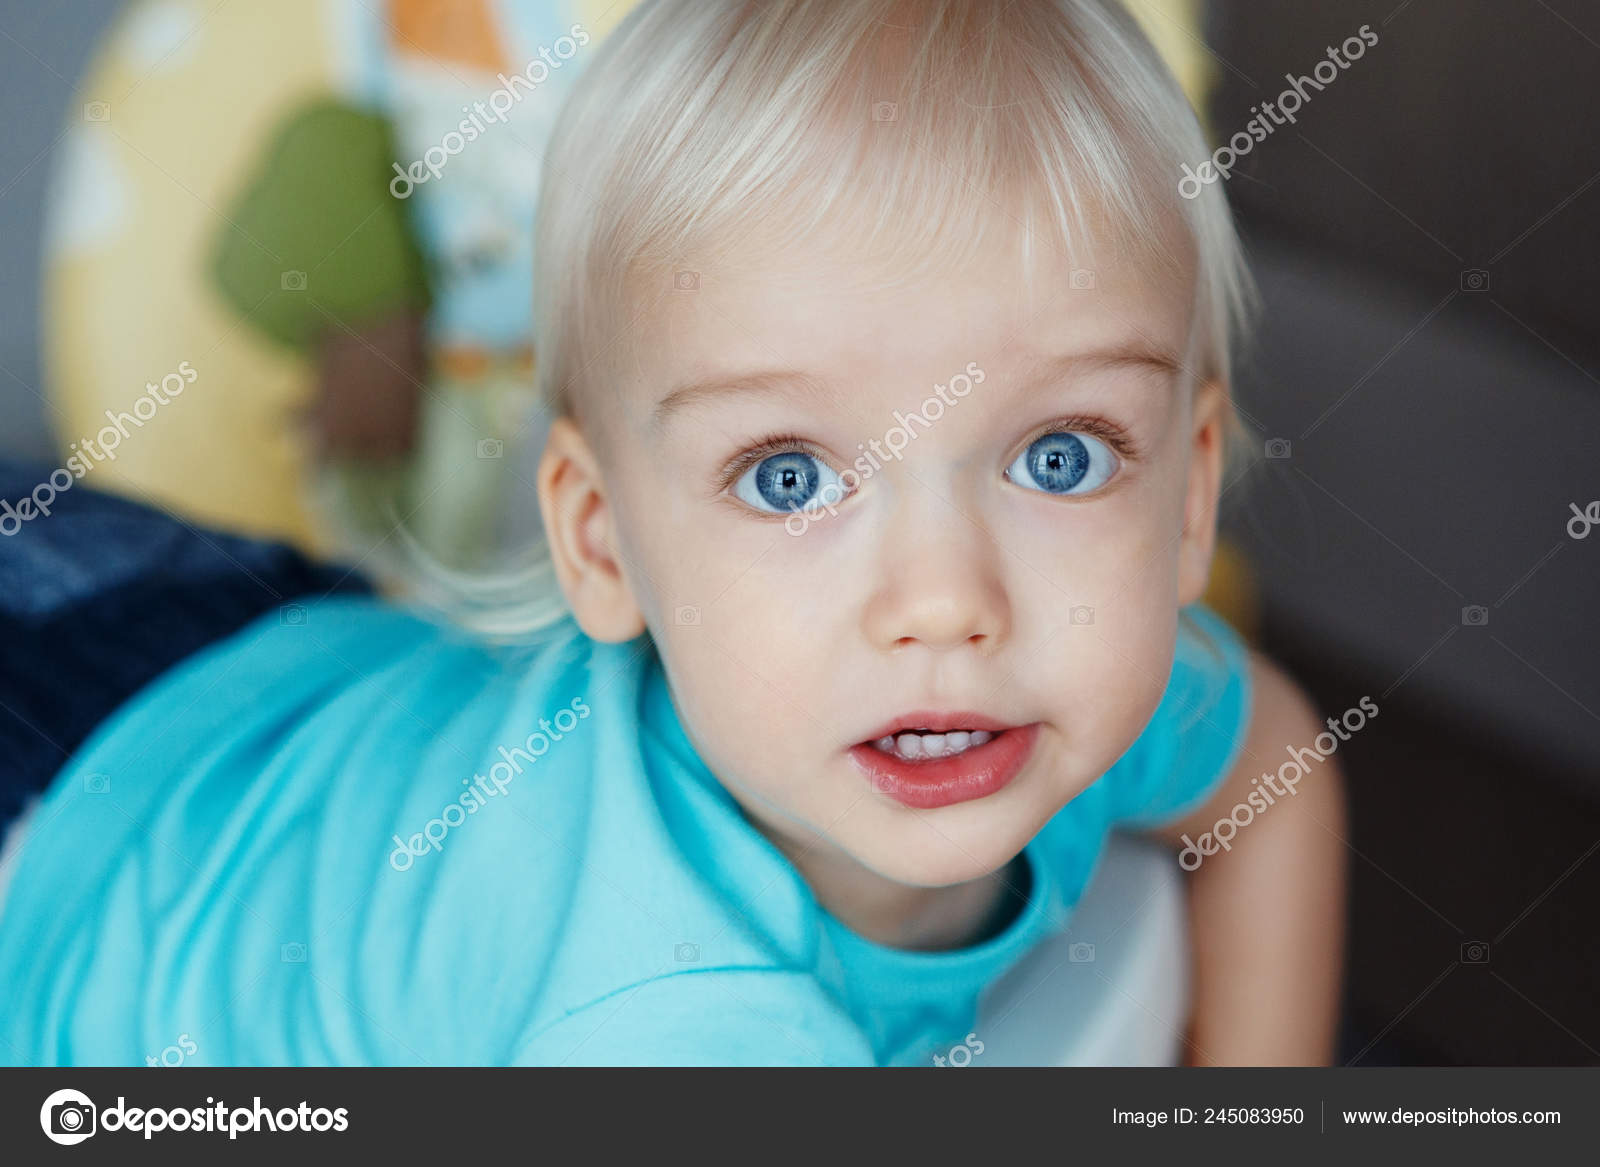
left=861, top=512, right=1012, bottom=654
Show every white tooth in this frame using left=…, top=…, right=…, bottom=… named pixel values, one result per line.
left=969, top=730, right=992, bottom=746
left=921, top=733, right=947, bottom=757
left=875, top=736, right=896, bottom=752
left=896, top=733, right=924, bottom=759
left=945, top=731, right=971, bottom=754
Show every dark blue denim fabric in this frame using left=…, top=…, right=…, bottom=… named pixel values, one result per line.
left=0, top=462, right=371, bottom=828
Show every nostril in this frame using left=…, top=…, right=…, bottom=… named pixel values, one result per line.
left=890, top=632, right=991, bottom=651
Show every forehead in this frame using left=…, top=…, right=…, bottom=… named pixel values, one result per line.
left=622, top=236, right=1194, bottom=411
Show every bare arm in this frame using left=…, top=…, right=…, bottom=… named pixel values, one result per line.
left=1150, top=651, right=1349, bottom=1065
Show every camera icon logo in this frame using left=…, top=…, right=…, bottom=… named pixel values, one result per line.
left=1461, top=605, right=1489, bottom=627
left=82, top=101, right=111, bottom=122
left=1459, top=269, right=1490, bottom=293
left=476, top=437, right=504, bottom=459
left=674, top=605, right=701, bottom=626
left=1068, top=941, right=1096, bottom=963
left=83, top=771, right=111, bottom=795
left=1069, top=268, right=1097, bottom=291
left=1265, top=438, right=1292, bottom=460
left=280, top=270, right=308, bottom=292
left=673, top=270, right=700, bottom=291
left=40, top=1089, right=97, bottom=1145
left=1460, top=941, right=1490, bottom=964
left=1068, top=604, right=1095, bottom=626
left=280, top=603, right=308, bottom=626
left=281, top=942, right=308, bottom=963
left=674, top=942, right=700, bottom=962
left=871, top=101, right=898, bottom=122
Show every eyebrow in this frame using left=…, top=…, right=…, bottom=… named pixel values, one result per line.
left=652, top=369, right=834, bottom=426
left=650, top=343, right=1182, bottom=425
left=1011, top=344, right=1185, bottom=389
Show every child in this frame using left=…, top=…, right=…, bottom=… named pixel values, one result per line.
left=0, top=0, right=1344, bottom=1066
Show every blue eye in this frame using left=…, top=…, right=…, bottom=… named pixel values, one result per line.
left=1005, top=432, right=1117, bottom=495
left=731, top=450, right=847, bottom=514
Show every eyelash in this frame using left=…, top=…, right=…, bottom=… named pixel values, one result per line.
left=715, top=432, right=827, bottom=495
left=1008, top=415, right=1142, bottom=464
left=716, top=417, right=1141, bottom=496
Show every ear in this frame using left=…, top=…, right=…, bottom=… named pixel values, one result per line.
left=537, top=415, right=647, bottom=642
left=1176, top=380, right=1227, bottom=607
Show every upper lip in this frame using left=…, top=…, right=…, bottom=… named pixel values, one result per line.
left=857, top=711, right=1018, bottom=743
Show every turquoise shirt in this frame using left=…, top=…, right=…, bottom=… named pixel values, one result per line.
left=0, top=598, right=1249, bottom=1066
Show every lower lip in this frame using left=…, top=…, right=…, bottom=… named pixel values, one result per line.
left=848, top=725, right=1040, bottom=809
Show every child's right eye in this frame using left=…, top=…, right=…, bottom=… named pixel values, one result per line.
left=730, top=449, right=846, bottom=514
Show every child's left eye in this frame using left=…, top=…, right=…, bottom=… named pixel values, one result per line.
left=1004, top=431, right=1119, bottom=496
left=731, top=450, right=847, bottom=514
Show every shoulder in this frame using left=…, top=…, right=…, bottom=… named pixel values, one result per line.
left=514, top=967, right=877, bottom=1066
left=1237, top=649, right=1325, bottom=748
left=1228, top=648, right=1356, bottom=805
left=1148, top=647, right=1354, bottom=847
left=160, top=596, right=597, bottom=729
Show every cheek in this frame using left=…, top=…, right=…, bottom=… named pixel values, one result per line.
left=995, top=473, right=1185, bottom=605
left=1039, top=602, right=1178, bottom=782
left=604, top=446, right=848, bottom=797
left=652, top=622, right=837, bottom=819
left=996, top=484, right=1183, bottom=773
left=645, top=546, right=843, bottom=767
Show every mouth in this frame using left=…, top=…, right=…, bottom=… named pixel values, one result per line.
left=847, top=712, right=1040, bottom=810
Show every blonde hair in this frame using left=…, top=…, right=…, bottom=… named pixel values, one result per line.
left=426, top=0, right=1254, bottom=639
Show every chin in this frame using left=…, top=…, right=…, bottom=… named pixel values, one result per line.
left=842, top=812, right=1035, bottom=890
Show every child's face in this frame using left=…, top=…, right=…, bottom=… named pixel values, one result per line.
left=553, top=237, right=1224, bottom=888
